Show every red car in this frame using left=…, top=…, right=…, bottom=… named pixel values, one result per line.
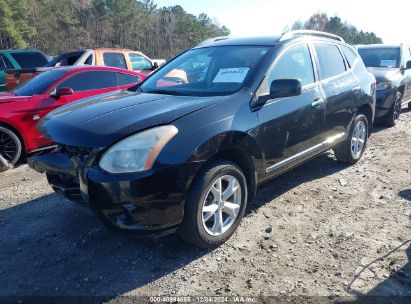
left=0, top=66, right=145, bottom=165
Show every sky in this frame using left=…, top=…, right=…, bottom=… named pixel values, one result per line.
left=154, top=0, right=410, bottom=44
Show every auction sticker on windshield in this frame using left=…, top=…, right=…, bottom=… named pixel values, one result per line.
left=213, top=67, right=250, bottom=83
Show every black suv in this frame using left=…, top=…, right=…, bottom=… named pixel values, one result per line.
left=358, top=44, right=411, bottom=126
left=29, top=31, right=376, bottom=248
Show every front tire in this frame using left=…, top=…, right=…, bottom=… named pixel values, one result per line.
left=0, top=126, right=22, bottom=165
left=333, top=113, right=368, bottom=164
left=179, top=160, right=248, bottom=248
left=381, top=91, right=402, bottom=127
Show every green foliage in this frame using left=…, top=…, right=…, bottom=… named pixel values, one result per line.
left=0, top=0, right=35, bottom=49
left=291, top=13, right=383, bottom=45
left=0, top=0, right=230, bottom=58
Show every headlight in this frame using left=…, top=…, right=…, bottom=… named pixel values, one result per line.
left=99, top=125, right=178, bottom=173
left=376, top=81, right=391, bottom=91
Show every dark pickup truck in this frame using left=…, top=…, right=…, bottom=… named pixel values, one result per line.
left=0, top=50, right=49, bottom=91
left=358, top=44, right=411, bottom=126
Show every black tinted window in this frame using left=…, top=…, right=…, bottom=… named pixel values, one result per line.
left=13, top=69, right=68, bottom=96
left=0, top=55, right=13, bottom=70
left=341, top=46, right=358, bottom=68
left=117, top=73, right=141, bottom=86
left=85, top=55, right=93, bottom=65
left=0, top=57, right=6, bottom=71
left=268, top=44, right=315, bottom=87
left=315, top=44, right=346, bottom=79
left=58, top=71, right=117, bottom=92
left=47, top=52, right=84, bottom=67
left=103, top=53, right=127, bottom=69
left=10, top=52, right=48, bottom=68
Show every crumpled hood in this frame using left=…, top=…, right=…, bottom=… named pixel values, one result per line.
left=367, top=67, right=400, bottom=81
left=38, top=90, right=222, bottom=148
left=0, top=92, right=30, bottom=104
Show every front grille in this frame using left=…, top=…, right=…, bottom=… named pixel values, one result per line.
left=47, top=173, right=87, bottom=205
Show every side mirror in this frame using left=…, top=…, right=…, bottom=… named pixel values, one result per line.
left=52, top=87, right=74, bottom=98
left=254, top=79, right=302, bottom=109
left=406, top=60, right=411, bottom=70
left=269, top=79, right=302, bottom=99
left=152, top=62, right=159, bottom=70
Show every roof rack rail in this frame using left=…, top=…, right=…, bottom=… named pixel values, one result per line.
left=279, top=30, right=345, bottom=43
left=197, top=36, right=230, bottom=46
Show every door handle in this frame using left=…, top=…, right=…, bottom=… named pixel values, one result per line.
left=311, top=98, right=324, bottom=108
left=352, top=85, right=361, bottom=92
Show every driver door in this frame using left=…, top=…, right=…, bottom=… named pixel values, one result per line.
left=255, top=43, right=326, bottom=177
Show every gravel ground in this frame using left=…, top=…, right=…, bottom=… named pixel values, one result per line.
left=0, top=108, right=410, bottom=302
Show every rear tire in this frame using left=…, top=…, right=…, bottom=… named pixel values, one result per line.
left=179, top=159, right=248, bottom=248
left=0, top=126, right=22, bottom=165
left=381, top=91, right=402, bottom=127
left=333, top=113, right=368, bottom=164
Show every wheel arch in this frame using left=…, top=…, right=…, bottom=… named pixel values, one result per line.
left=0, top=120, right=26, bottom=153
left=357, top=104, right=373, bottom=136
left=184, top=131, right=263, bottom=204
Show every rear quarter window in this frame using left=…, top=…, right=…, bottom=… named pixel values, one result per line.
left=314, top=43, right=347, bottom=80
left=0, top=55, right=13, bottom=70
left=10, top=52, right=49, bottom=68
left=341, top=46, right=358, bottom=68
left=117, top=73, right=141, bottom=86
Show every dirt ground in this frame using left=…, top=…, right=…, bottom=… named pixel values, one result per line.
left=0, top=108, right=410, bottom=303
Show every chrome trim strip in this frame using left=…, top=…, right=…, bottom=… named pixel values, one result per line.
left=29, top=145, right=58, bottom=154
left=265, top=132, right=345, bottom=173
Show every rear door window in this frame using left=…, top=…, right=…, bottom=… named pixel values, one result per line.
left=57, top=71, right=117, bottom=92
left=10, top=52, right=49, bottom=68
left=314, top=43, right=347, bottom=80
left=129, top=53, right=152, bottom=70
left=103, top=53, right=127, bottom=69
left=117, top=73, right=142, bottom=86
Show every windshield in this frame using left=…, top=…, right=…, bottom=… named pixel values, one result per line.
left=13, top=69, right=68, bottom=96
left=358, top=47, right=401, bottom=68
left=138, top=46, right=270, bottom=96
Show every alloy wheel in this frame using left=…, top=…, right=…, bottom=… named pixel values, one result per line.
left=201, top=175, right=242, bottom=236
left=0, top=127, right=21, bottom=165
left=393, top=96, right=402, bottom=122
left=351, top=120, right=367, bottom=159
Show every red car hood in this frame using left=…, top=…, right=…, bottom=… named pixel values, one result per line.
left=0, top=93, right=30, bottom=104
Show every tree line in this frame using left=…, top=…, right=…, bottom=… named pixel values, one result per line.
left=0, top=0, right=230, bottom=58
left=0, top=2, right=384, bottom=59
left=289, top=12, right=383, bottom=45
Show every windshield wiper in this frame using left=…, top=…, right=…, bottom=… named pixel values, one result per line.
left=144, top=89, right=190, bottom=96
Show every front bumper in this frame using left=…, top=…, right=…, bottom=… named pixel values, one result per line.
left=28, top=151, right=203, bottom=235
